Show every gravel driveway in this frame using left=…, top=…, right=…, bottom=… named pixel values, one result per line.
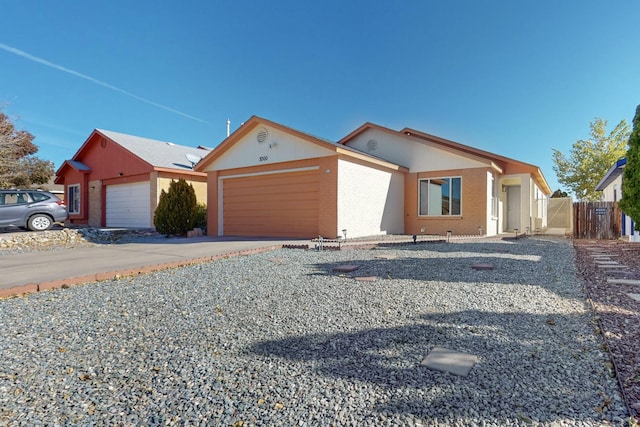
left=0, top=236, right=629, bottom=426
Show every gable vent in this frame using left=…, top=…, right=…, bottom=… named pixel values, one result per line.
left=366, top=139, right=378, bottom=151
left=256, top=127, right=269, bottom=144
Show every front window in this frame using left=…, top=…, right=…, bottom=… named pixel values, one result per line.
left=490, top=174, right=498, bottom=218
left=419, top=177, right=461, bottom=216
left=68, top=184, right=80, bottom=214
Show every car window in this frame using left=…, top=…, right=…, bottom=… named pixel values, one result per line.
left=29, top=192, right=50, bottom=202
left=1, top=192, right=31, bottom=205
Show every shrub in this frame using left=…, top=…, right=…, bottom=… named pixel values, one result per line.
left=193, top=202, right=207, bottom=231
left=154, top=179, right=197, bottom=236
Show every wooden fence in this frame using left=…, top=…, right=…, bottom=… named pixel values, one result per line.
left=573, top=201, right=621, bottom=240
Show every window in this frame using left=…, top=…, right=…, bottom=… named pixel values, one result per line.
left=29, top=192, right=50, bottom=202
left=68, top=184, right=80, bottom=214
left=490, top=174, right=498, bottom=218
left=419, top=177, right=461, bottom=216
left=1, top=192, right=29, bottom=205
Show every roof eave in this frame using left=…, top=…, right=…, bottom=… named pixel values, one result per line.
left=153, top=167, right=208, bottom=177
left=595, top=158, right=627, bottom=191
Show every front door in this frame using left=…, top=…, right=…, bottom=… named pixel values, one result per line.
left=506, top=186, right=521, bottom=231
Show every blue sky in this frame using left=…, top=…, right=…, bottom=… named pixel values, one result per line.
left=2, top=1, right=639, bottom=194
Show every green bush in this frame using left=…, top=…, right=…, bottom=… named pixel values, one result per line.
left=193, top=202, right=207, bottom=231
left=154, top=179, right=198, bottom=236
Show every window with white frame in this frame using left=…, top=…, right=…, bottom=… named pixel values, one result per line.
left=490, top=174, right=498, bottom=218
left=68, top=184, right=80, bottom=214
left=419, top=177, right=461, bottom=216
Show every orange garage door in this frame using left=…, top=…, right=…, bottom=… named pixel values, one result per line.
left=223, top=169, right=319, bottom=238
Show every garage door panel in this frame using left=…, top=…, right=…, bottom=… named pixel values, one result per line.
left=224, top=198, right=318, bottom=212
left=223, top=170, right=319, bottom=238
left=224, top=179, right=318, bottom=197
left=106, top=182, right=151, bottom=228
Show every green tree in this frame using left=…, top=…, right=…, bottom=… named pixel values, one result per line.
left=619, top=105, right=640, bottom=231
left=153, top=178, right=198, bottom=236
left=552, top=118, right=630, bottom=201
left=551, top=189, right=568, bottom=198
left=0, top=110, right=54, bottom=188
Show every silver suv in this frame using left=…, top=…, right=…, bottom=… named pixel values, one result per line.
left=0, top=189, right=68, bottom=231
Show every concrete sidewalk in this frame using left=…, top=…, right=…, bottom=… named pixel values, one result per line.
left=0, top=236, right=302, bottom=298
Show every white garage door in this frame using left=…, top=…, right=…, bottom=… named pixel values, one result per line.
left=106, top=181, right=151, bottom=228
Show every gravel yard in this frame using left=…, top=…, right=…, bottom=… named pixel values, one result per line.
left=0, top=236, right=632, bottom=426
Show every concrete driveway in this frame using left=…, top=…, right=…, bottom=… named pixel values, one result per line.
left=0, top=236, right=303, bottom=297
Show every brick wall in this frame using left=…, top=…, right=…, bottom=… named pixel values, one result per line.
left=405, top=168, right=490, bottom=236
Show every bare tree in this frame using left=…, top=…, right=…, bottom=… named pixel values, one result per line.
left=0, top=110, right=54, bottom=188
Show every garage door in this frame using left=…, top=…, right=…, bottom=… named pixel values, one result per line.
left=223, top=169, right=319, bottom=238
left=106, top=181, right=151, bottom=228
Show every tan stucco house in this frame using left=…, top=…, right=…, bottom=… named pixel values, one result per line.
left=196, top=116, right=551, bottom=239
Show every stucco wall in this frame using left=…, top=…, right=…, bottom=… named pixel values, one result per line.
left=337, top=158, right=404, bottom=238
left=344, top=128, right=491, bottom=172
left=206, top=124, right=335, bottom=171
left=156, top=177, right=207, bottom=205
left=601, top=174, right=623, bottom=202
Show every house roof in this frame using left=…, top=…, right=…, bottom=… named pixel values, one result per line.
left=338, top=122, right=552, bottom=195
left=53, top=160, right=91, bottom=184
left=596, top=157, right=626, bottom=191
left=195, top=116, right=408, bottom=173
left=66, top=160, right=91, bottom=171
left=55, top=129, right=210, bottom=183
left=96, top=129, right=210, bottom=170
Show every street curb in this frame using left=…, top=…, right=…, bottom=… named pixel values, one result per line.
left=0, top=245, right=281, bottom=299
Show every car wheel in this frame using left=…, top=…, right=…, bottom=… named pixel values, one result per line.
left=28, top=214, right=53, bottom=231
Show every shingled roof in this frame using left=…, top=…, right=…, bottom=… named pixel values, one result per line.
left=96, top=129, right=209, bottom=170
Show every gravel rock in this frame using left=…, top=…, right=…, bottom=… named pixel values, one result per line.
left=0, top=236, right=629, bottom=425
left=575, top=240, right=640, bottom=422
left=0, top=228, right=162, bottom=253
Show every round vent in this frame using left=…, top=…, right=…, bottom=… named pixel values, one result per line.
left=366, top=139, right=378, bottom=151
left=256, top=127, right=268, bottom=144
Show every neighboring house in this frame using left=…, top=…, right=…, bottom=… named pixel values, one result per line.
left=55, top=129, right=209, bottom=228
left=596, top=157, right=639, bottom=238
left=195, top=116, right=551, bottom=239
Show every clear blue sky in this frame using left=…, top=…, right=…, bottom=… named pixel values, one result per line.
left=2, top=1, right=639, bottom=194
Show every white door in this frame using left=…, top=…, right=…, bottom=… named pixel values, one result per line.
left=506, top=186, right=521, bottom=231
left=106, top=182, right=151, bottom=228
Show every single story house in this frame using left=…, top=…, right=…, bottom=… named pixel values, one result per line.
left=195, top=116, right=551, bottom=239
left=596, top=157, right=639, bottom=239
left=55, top=129, right=209, bottom=228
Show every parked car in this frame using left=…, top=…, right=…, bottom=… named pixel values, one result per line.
left=0, top=189, right=68, bottom=231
